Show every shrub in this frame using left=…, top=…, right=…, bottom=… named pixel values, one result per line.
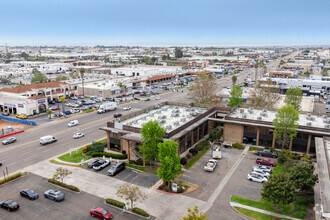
left=122, top=150, right=126, bottom=155
left=132, top=207, right=150, bottom=217
left=47, top=178, right=80, bottom=192
left=84, top=109, right=94, bottom=113
left=88, top=144, right=104, bottom=153
left=277, top=152, right=287, bottom=164
left=232, top=143, right=245, bottom=149
left=0, top=172, right=23, bottom=185
left=270, top=147, right=275, bottom=151
left=283, top=149, right=291, bottom=155
left=186, top=153, right=192, bottom=158
left=129, top=159, right=151, bottom=166
left=189, top=148, right=198, bottom=155
left=91, top=152, right=127, bottom=159
left=105, top=198, right=125, bottom=208
left=180, top=157, right=187, bottom=166
left=177, top=187, right=184, bottom=193
left=82, top=144, right=92, bottom=154
left=194, top=141, right=208, bottom=151
left=300, top=153, right=310, bottom=162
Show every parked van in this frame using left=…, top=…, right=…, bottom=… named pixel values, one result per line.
left=68, top=120, right=79, bottom=127
left=40, top=136, right=57, bottom=145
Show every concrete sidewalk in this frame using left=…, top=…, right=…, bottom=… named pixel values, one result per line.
left=25, top=159, right=210, bottom=220
left=230, top=201, right=301, bottom=220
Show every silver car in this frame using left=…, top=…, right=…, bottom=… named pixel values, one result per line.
left=44, top=189, right=65, bottom=202
left=2, top=137, right=16, bottom=145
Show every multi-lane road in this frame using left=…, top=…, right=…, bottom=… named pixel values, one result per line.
left=0, top=52, right=297, bottom=174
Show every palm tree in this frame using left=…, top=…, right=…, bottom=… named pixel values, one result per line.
left=118, top=82, right=127, bottom=101
left=80, top=68, right=85, bottom=97
left=232, top=75, right=237, bottom=87
left=46, top=110, right=53, bottom=119
left=59, top=96, right=68, bottom=115
left=254, top=62, right=259, bottom=82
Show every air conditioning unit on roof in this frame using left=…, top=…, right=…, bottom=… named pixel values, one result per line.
left=306, top=122, right=312, bottom=126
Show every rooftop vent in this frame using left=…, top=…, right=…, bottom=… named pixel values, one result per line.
left=257, top=116, right=262, bottom=120
left=191, top=112, right=197, bottom=116
left=166, top=125, right=172, bottom=130
left=173, top=121, right=179, bottom=126
left=306, top=122, right=312, bottom=126
left=242, top=113, right=247, bottom=118
left=322, top=115, right=327, bottom=119
left=325, top=124, right=330, bottom=129
left=306, top=116, right=315, bottom=121
left=260, top=112, right=268, bottom=117
left=262, top=109, right=267, bottom=113
left=180, top=118, right=186, bottom=122
left=248, top=108, right=254, bottom=114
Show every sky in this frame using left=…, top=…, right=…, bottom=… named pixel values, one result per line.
left=1, top=0, right=330, bottom=47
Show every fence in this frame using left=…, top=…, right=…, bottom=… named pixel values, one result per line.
left=0, top=115, right=37, bottom=126
left=0, top=126, right=25, bottom=138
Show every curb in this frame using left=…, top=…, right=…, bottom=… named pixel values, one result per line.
left=156, top=185, right=200, bottom=195
left=231, top=204, right=256, bottom=220
left=45, top=180, right=81, bottom=194
left=0, top=172, right=28, bottom=187
left=103, top=201, right=150, bottom=219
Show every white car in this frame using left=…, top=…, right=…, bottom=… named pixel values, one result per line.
left=73, top=133, right=84, bottom=139
left=123, top=106, right=131, bottom=111
left=251, top=170, right=270, bottom=178
left=203, top=159, right=218, bottom=172
left=247, top=173, right=268, bottom=183
left=93, top=160, right=111, bottom=171
left=253, top=165, right=272, bottom=174
left=155, top=96, right=160, bottom=100
left=68, top=120, right=79, bottom=127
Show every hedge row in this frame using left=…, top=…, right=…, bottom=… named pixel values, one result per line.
left=232, top=143, right=245, bottom=149
left=84, top=109, right=95, bottom=113
left=91, top=152, right=127, bottom=159
left=105, top=198, right=125, bottom=208
left=0, top=172, right=23, bottom=185
left=132, top=207, right=150, bottom=217
left=47, top=178, right=80, bottom=192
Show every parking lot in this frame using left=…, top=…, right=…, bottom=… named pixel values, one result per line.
left=0, top=173, right=149, bottom=220
left=83, top=163, right=159, bottom=188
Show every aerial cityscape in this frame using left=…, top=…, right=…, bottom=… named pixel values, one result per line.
left=0, top=1, right=329, bottom=220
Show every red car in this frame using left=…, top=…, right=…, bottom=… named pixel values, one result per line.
left=256, top=158, right=276, bottom=167
left=90, top=207, right=112, bottom=219
left=50, top=106, right=60, bottom=111
left=114, top=113, right=122, bottom=118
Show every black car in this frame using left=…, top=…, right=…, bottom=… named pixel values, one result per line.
left=0, top=162, right=2, bottom=166
left=144, top=98, right=150, bottom=101
left=87, top=159, right=101, bottom=168
left=20, top=189, right=39, bottom=200
left=0, top=200, right=19, bottom=212
left=133, top=97, right=140, bottom=100
left=107, top=162, right=125, bottom=176
left=257, top=149, right=278, bottom=158
left=114, top=113, right=122, bottom=118
left=1, top=112, right=10, bottom=116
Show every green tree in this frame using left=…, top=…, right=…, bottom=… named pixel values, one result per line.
left=46, top=110, right=53, bottom=119
left=323, top=68, right=328, bottom=76
left=118, top=82, right=127, bottom=101
left=59, top=96, right=68, bottom=114
left=263, top=65, right=268, bottom=75
left=56, top=75, right=68, bottom=81
left=157, top=140, right=181, bottom=188
left=284, top=87, right=303, bottom=111
left=31, top=72, right=48, bottom=84
left=190, top=74, right=216, bottom=106
left=231, top=75, right=237, bottom=87
left=273, top=105, right=299, bottom=150
left=280, top=60, right=285, bottom=65
left=116, top=184, right=147, bottom=210
left=151, top=57, right=158, bottom=64
left=290, top=162, right=318, bottom=192
left=175, top=48, right=183, bottom=58
left=20, top=52, right=29, bottom=60
left=181, top=206, right=208, bottom=220
left=228, top=85, right=243, bottom=108
left=52, top=167, right=72, bottom=183
left=262, top=174, right=295, bottom=205
left=140, top=120, right=165, bottom=166
left=69, top=71, right=79, bottom=79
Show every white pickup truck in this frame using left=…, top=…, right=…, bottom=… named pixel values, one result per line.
left=212, top=146, right=222, bottom=159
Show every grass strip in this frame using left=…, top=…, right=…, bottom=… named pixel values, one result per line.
left=57, top=148, right=92, bottom=163
left=248, top=146, right=263, bottom=152
left=184, top=145, right=211, bottom=169
left=235, top=207, right=289, bottom=220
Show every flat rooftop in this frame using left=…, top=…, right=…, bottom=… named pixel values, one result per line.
left=229, top=107, right=330, bottom=130
left=122, top=105, right=207, bottom=132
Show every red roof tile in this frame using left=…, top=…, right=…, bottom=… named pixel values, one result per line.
left=0, top=82, right=67, bottom=94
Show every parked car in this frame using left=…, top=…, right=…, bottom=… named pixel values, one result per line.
left=0, top=200, right=19, bottom=212
left=88, top=159, right=101, bottom=168
left=50, top=106, right=60, bottom=111
left=90, top=207, right=113, bottom=219
left=93, top=160, right=110, bottom=171
left=133, top=97, right=140, bottom=100
left=123, top=106, right=131, bottom=111
left=247, top=173, right=268, bottom=183
left=68, top=120, right=79, bottom=127
left=44, top=189, right=65, bottom=202
left=107, top=162, right=125, bottom=176
left=20, top=189, right=39, bottom=200
left=2, top=137, right=16, bottom=145
left=251, top=170, right=270, bottom=178
left=114, top=113, right=122, bottom=118
left=257, top=149, right=277, bottom=158
left=253, top=165, right=272, bottom=174
left=15, top=114, right=27, bottom=119
left=73, top=133, right=84, bottom=139
left=1, top=112, right=10, bottom=116
left=155, top=96, right=160, bottom=100
left=256, top=158, right=276, bottom=167
left=64, top=110, right=72, bottom=115
left=203, top=159, right=218, bottom=172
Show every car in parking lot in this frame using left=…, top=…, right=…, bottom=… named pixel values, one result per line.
left=15, top=114, right=27, bottom=119
left=44, top=189, right=65, bottom=202
left=2, top=137, right=16, bottom=145
left=253, top=165, right=272, bottom=174
left=247, top=173, right=268, bottom=183
left=155, top=96, right=160, bottom=100
left=256, top=158, right=276, bottom=167
left=73, top=133, right=84, bottom=139
left=88, top=159, right=101, bottom=168
left=93, top=160, right=110, bottom=171
left=0, top=200, right=19, bottom=212
left=107, top=162, right=125, bottom=176
left=257, top=149, right=277, bottom=158
left=251, top=170, right=270, bottom=178
left=123, top=106, right=131, bottom=111
left=203, top=159, right=218, bottom=172
left=90, top=207, right=113, bottom=219
left=1, top=112, right=10, bottom=116
left=114, top=113, right=122, bottom=118
left=20, top=189, right=39, bottom=200
left=50, top=106, right=60, bottom=111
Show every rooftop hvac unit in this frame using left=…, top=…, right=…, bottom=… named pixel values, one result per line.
left=191, top=109, right=196, bottom=112
left=141, top=123, right=145, bottom=126
left=322, top=115, right=327, bottom=119
left=257, top=116, right=262, bottom=120
left=325, top=124, right=330, bottom=129
left=262, top=109, right=267, bottom=113
left=180, top=118, right=186, bottom=122
left=150, top=113, right=154, bottom=116
left=306, top=122, right=312, bottom=126
left=141, top=116, right=146, bottom=120
left=248, top=108, right=254, bottom=114
left=307, top=113, right=311, bottom=117
left=187, top=115, right=192, bottom=119
left=260, top=112, right=268, bottom=117
left=192, top=112, right=197, bottom=116
left=242, top=113, right=247, bottom=118
left=173, top=121, right=179, bottom=126
left=166, top=125, right=172, bottom=130
left=240, top=109, right=245, bottom=113
left=160, top=120, right=166, bottom=124
left=175, top=106, right=179, bottom=109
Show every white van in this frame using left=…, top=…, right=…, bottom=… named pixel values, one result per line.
left=68, top=120, right=79, bottom=127
left=40, top=135, right=57, bottom=145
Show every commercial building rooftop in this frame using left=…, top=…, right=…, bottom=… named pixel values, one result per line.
left=122, top=105, right=207, bottom=132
